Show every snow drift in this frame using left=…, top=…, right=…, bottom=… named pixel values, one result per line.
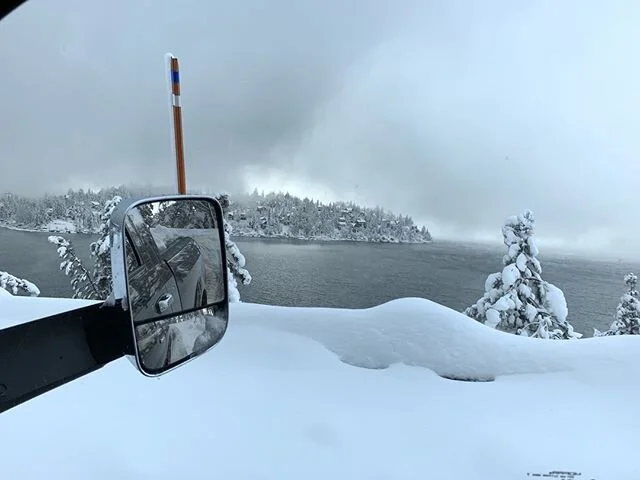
left=0, top=295, right=639, bottom=479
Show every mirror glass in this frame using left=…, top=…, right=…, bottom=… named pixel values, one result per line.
left=123, top=198, right=228, bottom=374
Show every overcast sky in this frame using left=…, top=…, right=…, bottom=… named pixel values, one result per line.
left=1, top=0, right=640, bottom=254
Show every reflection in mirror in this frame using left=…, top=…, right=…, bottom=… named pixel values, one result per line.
left=135, top=305, right=228, bottom=373
left=123, top=198, right=228, bottom=374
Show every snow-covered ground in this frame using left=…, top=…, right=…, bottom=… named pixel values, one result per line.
left=1, top=295, right=638, bottom=479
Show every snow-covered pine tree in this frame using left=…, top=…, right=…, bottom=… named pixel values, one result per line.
left=48, top=236, right=101, bottom=299
left=89, top=196, right=122, bottom=297
left=464, top=210, right=581, bottom=339
left=594, top=273, right=640, bottom=336
left=49, top=196, right=122, bottom=300
left=215, top=193, right=251, bottom=302
left=0, top=270, right=40, bottom=296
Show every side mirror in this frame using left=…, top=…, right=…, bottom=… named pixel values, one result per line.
left=110, top=196, right=229, bottom=376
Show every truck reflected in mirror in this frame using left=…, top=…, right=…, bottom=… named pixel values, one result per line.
left=120, top=197, right=228, bottom=375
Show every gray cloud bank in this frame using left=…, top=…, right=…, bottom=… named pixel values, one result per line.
left=1, top=0, right=640, bottom=254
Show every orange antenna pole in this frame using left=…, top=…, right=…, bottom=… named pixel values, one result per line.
left=166, top=53, right=187, bottom=194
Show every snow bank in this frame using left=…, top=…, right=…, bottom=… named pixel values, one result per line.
left=234, top=297, right=640, bottom=379
left=0, top=296, right=638, bottom=479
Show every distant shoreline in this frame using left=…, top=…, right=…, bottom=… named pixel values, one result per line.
left=231, top=232, right=433, bottom=245
left=0, top=223, right=433, bottom=245
left=0, top=223, right=94, bottom=235
left=0, top=223, right=40, bottom=233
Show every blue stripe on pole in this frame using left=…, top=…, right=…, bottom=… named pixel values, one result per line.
left=172, top=70, right=180, bottom=84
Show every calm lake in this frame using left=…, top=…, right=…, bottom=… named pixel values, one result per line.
left=2, top=227, right=638, bottom=337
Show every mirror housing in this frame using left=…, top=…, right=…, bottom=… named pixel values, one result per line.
left=110, top=195, right=229, bottom=376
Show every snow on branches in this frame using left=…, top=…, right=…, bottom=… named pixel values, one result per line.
left=464, top=210, right=581, bottom=339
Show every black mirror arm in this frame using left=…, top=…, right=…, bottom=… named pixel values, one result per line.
left=0, top=301, right=134, bottom=414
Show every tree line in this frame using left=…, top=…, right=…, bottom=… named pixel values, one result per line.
left=228, top=190, right=432, bottom=243
left=0, top=187, right=432, bottom=243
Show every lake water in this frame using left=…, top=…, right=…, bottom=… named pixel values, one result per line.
left=2, top=227, right=639, bottom=337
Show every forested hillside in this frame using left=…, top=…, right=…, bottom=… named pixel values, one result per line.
left=0, top=187, right=432, bottom=243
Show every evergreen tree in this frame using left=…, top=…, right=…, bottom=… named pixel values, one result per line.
left=464, top=210, right=581, bottom=339
left=49, top=196, right=121, bottom=300
left=223, top=220, right=251, bottom=287
left=217, top=193, right=252, bottom=303
left=89, top=196, right=122, bottom=297
left=595, top=273, right=640, bottom=336
left=48, top=236, right=101, bottom=299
